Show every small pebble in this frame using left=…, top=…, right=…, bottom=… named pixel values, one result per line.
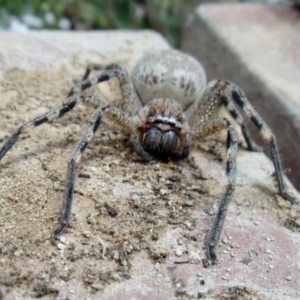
left=60, top=236, right=66, bottom=243
left=285, top=276, right=292, bottom=281
left=160, top=189, right=168, bottom=195
left=184, top=200, right=194, bottom=207
left=91, top=283, right=104, bottom=290
left=57, top=243, right=66, bottom=250
left=104, top=165, right=110, bottom=172
left=222, top=237, right=228, bottom=244
left=221, top=276, right=228, bottom=281
left=189, top=252, right=202, bottom=263
left=175, top=249, right=183, bottom=257
left=132, top=194, right=141, bottom=201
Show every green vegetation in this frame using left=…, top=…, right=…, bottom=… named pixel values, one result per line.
left=0, top=0, right=214, bottom=46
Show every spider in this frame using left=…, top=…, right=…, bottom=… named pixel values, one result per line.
left=0, top=49, right=296, bottom=264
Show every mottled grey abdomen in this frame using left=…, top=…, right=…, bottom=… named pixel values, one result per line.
left=131, top=49, right=206, bottom=110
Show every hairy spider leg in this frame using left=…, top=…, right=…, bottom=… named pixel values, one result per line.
left=219, top=87, right=262, bottom=152
left=67, top=63, right=139, bottom=115
left=220, top=80, right=296, bottom=205
left=52, top=101, right=135, bottom=239
left=189, top=81, right=237, bottom=264
left=190, top=79, right=295, bottom=263
left=0, top=92, right=136, bottom=239
left=0, top=95, right=104, bottom=161
left=192, top=117, right=238, bottom=264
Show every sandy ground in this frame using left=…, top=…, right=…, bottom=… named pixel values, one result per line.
left=0, top=31, right=299, bottom=300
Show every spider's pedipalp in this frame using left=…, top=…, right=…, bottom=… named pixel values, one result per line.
left=131, top=133, right=154, bottom=161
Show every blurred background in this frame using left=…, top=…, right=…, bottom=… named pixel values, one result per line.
left=0, top=0, right=283, bottom=47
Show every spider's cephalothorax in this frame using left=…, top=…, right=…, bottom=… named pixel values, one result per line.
left=0, top=49, right=296, bottom=265
left=135, top=98, right=191, bottom=160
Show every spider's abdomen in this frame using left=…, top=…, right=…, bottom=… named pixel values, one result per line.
left=131, top=49, right=206, bottom=111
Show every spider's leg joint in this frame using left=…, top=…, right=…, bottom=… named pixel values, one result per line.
left=250, top=115, right=263, bottom=131
left=34, top=116, right=49, bottom=127
left=231, top=90, right=244, bottom=109
left=58, top=98, right=78, bottom=118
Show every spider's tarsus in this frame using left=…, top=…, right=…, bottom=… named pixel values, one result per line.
left=281, top=193, right=297, bottom=205
left=206, top=247, right=217, bottom=265
left=52, top=221, right=69, bottom=241
left=0, top=131, right=20, bottom=161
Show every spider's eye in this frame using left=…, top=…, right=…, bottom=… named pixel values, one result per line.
left=143, top=127, right=178, bottom=155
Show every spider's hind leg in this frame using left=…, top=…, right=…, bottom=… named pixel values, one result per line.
left=219, top=86, right=262, bottom=152
left=67, top=63, right=140, bottom=114
left=220, top=80, right=296, bottom=204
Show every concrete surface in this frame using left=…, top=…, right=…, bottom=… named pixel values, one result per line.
left=0, top=31, right=300, bottom=299
left=182, top=3, right=300, bottom=191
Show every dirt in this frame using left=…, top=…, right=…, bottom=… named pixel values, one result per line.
left=0, top=48, right=299, bottom=300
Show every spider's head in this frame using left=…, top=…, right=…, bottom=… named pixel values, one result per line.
left=143, top=126, right=178, bottom=155
left=134, top=98, right=191, bottom=161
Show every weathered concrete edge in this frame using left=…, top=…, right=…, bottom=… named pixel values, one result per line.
left=181, top=4, right=300, bottom=190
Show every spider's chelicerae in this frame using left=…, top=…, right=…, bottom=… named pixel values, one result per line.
left=0, top=49, right=296, bottom=264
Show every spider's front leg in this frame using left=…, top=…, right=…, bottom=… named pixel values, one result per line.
left=51, top=104, right=106, bottom=238
left=52, top=100, right=135, bottom=239
left=0, top=95, right=102, bottom=161
left=192, top=118, right=238, bottom=264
